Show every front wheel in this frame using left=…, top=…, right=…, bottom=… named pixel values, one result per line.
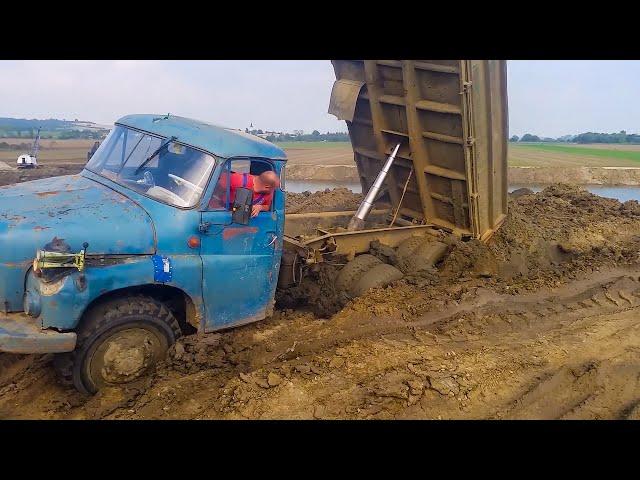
left=54, top=296, right=181, bottom=394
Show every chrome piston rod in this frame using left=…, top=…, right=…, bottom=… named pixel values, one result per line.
left=347, top=143, right=401, bottom=231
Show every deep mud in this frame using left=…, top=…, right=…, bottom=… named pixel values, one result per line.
left=3, top=184, right=640, bottom=419
left=285, top=187, right=363, bottom=213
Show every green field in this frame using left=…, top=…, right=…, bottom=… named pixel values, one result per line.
left=509, top=143, right=640, bottom=167
left=514, top=143, right=640, bottom=161
left=274, top=141, right=350, bottom=149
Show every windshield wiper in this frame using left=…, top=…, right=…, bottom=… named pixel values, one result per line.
left=134, top=136, right=177, bottom=175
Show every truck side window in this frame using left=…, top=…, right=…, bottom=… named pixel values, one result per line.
left=207, top=159, right=275, bottom=211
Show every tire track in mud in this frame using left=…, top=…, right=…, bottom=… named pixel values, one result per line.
left=262, top=270, right=640, bottom=363
left=3, top=268, right=640, bottom=419
left=500, top=346, right=640, bottom=420
left=430, top=272, right=640, bottom=338
left=104, top=269, right=640, bottom=419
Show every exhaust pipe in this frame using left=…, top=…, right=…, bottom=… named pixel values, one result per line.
left=347, top=143, right=401, bottom=231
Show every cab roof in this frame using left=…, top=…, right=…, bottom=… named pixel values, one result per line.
left=115, top=114, right=287, bottom=161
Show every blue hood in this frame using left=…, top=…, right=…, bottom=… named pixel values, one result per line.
left=0, top=174, right=156, bottom=311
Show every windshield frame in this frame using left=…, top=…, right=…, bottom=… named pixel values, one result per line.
left=85, top=124, right=220, bottom=211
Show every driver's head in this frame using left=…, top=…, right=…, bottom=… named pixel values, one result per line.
left=254, top=170, right=280, bottom=194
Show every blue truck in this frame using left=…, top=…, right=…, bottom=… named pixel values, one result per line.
left=0, top=61, right=508, bottom=394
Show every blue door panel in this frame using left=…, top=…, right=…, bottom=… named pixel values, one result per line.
left=199, top=210, right=277, bottom=330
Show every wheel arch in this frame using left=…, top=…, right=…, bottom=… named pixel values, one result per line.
left=79, top=284, right=201, bottom=335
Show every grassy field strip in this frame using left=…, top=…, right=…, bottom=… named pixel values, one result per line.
left=507, top=150, right=640, bottom=167
left=512, top=143, right=640, bottom=162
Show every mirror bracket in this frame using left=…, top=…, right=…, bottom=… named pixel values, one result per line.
left=232, top=187, right=253, bottom=225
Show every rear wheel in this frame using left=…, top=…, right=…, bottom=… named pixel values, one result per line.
left=54, top=296, right=181, bottom=395
left=351, top=263, right=404, bottom=297
left=335, top=254, right=383, bottom=295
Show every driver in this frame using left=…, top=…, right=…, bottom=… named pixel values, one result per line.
left=229, top=170, right=280, bottom=217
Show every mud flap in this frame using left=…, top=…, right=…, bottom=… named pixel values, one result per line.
left=0, top=313, right=76, bottom=354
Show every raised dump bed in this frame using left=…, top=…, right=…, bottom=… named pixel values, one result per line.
left=329, top=60, right=508, bottom=241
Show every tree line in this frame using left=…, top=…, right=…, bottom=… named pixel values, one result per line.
left=0, top=127, right=107, bottom=140
left=246, top=128, right=349, bottom=143
left=510, top=130, right=640, bottom=144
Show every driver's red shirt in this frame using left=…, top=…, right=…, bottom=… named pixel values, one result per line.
left=209, top=172, right=273, bottom=210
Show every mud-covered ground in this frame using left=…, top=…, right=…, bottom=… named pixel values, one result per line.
left=0, top=164, right=84, bottom=187
left=3, top=184, right=640, bottom=419
left=285, top=187, right=363, bottom=213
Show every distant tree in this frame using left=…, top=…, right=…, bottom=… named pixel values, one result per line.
left=573, top=131, right=634, bottom=144
left=312, top=130, right=320, bottom=137
left=509, top=135, right=519, bottom=142
left=520, top=133, right=540, bottom=142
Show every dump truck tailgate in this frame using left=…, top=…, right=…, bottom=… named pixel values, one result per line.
left=329, top=60, right=508, bottom=240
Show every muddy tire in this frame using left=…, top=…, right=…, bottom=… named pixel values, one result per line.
left=336, top=254, right=383, bottom=294
left=412, top=241, right=448, bottom=272
left=54, top=296, right=181, bottom=395
left=397, top=236, right=448, bottom=274
left=396, top=236, right=425, bottom=273
left=351, top=264, right=404, bottom=297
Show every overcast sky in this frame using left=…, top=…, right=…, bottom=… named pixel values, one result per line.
left=1, top=60, right=639, bottom=138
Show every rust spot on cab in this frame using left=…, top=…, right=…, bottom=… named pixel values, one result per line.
left=33, top=226, right=50, bottom=231
left=223, top=226, right=258, bottom=240
left=36, top=191, right=59, bottom=197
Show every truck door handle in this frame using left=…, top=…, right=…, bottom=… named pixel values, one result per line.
left=268, top=234, right=277, bottom=247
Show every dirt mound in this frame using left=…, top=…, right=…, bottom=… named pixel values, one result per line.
left=509, top=187, right=534, bottom=198
left=0, top=165, right=84, bottom=187
left=286, top=188, right=363, bottom=213
left=434, top=184, right=640, bottom=292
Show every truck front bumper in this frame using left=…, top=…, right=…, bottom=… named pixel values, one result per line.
left=0, top=313, right=76, bottom=354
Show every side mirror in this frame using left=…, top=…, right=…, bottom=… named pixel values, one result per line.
left=232, top=187, right=253, bottom=225
left=167, top=142, right=186, bottom=155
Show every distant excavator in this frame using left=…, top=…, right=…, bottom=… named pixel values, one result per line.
left=87, top=141, right=100, bottom=162
left=16, top=127, right=41, bottom=169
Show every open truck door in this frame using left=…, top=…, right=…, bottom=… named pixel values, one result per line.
left=199, top=158, right=285, bottom=330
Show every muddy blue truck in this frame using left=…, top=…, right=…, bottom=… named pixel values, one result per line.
left=0, top=61, right=508, bottom=394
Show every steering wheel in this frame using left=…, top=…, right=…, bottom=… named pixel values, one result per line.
left=121, top=170, right=155, bottom=188
left=146, top=186, right=189, bottom=207
left=168, top=174, right=203, bottom=194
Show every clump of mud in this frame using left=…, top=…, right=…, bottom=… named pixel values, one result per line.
left=509, top=187, right=535, bottom=199
left=286, top=187, right=364, bottom=213
left=275, top=262, right=350, bottom=317
left=165, top=333, right=229, bottom=374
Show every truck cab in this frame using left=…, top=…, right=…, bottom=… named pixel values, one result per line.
left=0, top=114, right=286, bottom=393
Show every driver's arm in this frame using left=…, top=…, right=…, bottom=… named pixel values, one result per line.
left=251, top=204, right=270, bottom=217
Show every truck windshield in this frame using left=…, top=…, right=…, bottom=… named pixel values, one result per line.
left=86, top=125, right=216, bottom=208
